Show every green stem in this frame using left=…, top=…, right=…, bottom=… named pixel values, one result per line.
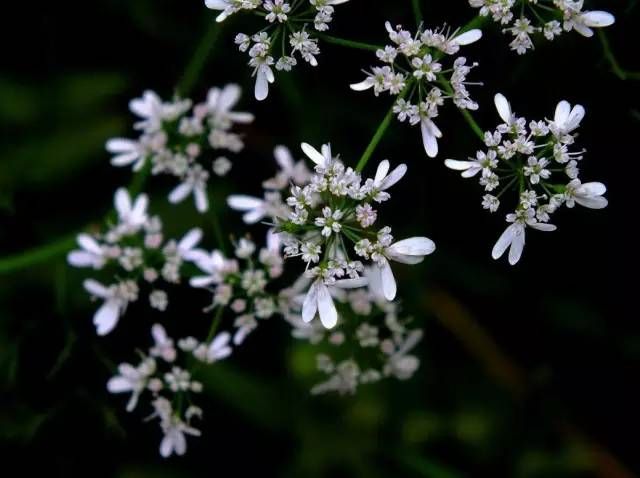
left=177, top=21, right=224, bottom=97
left=411, top=0, right=423, bottom=26
left=598, top=30, right=640, bottom=81
left=0, top=235, right=77, bottom=275
left=206, top=306, right=225, bottom=343
left=355, top=84, right=411, bottom=172
left=315, top=33, right=381, bottom=52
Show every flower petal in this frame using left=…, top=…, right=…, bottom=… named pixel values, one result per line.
left=380, top=258, right=397, bottom=301
left=494, top=93, right=511, bottom=123
left=316, top=282, right=338, bottom=329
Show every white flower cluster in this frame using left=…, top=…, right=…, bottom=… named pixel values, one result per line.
left=107, top=324, right=232, bottom=457
left=351, top=22, right=483, bottom=158
left=230, top=142, right=436, bottom=329
left=469, top=0, right=614, bottom=54
left=106, top=85, right=253, bottom=212
left=68, top=188, right=204, bottom=335
left=188, top=231, right=285, bottom=345
left=205, top=0, right=350, bottom=100
left=445, top=93, right=608, bottom=265
left=282, top=267, right=423, bottom=395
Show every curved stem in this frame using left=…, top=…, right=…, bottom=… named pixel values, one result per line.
left=315, top=33, right=381, bottom=52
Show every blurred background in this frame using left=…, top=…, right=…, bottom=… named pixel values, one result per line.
left=1, top=0, right=638, bottom=476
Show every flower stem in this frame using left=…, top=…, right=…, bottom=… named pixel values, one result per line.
left=315, top=33, right=381, bottom=52
left=206, top=306, right=225, bottom=343
left=355, top=82, right=413, bottom=172
left=177, top=21, right=225, bottom=97
left=411, top=0, right=423, bottom=26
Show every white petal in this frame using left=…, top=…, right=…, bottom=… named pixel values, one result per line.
left=349, top=78, right=375, bottom=91
left=575, top=196, right=608, bottom=209
left=316, top=282, right=338, bottom=329
left=273, top=145, right=294, bottom=172
left=420, top=119, right=438, bottom=158
left=565, top=105, right=585, bottom=131
left=508, top=228, right=525, bottom=265
left=301, top=142, right=326, bottom=166
left=581, top=11, right=615, bottom=28
left=529, top=222, right=557, bottom=232
left=131, top=194, right=148, bottom=220
left=151, top=323, right=168, bottom=344
left=110, top=152, right=140, bottom=167
left=302, top=282, right=319, bottom=323
left=255, top=68, right=270, bottom=101
left=189, top=276, right=218, bottom=288
left=194, top=187, right=209, bottom=213
left=67, top=251, right=96, bottom=268
left=243, top=209, right=266, bottom=224
left=106, top=376, right=133, bottom=393
left=333, top=277, right=368, bottom=289
left=160, top=435, right=174, bottom=458
left=576, top=181, right=606, bottom=196
left=94, top=300, right=120, bottom=336
left=380, top=258, right=397, bottom=301
left=227, top=195, right=263, bottom=211
left=168, top=183, right=192, bottom=204
left=388, top=237, right=436, bottom=257
left=205, top=0, right=229, bottom=11
left=554, top=100, right=571, bottom=127
left=218, top=83, right=241, bottom=111
left=444, top=159, right=473, bottom=171
left=491, top=224, right=517, bottom=260
left=179, top=228, right=203, bottom=252
left=494, top=93, right=511, bottom=123
left=77, top=234, right=102, bottom=254
left=114, top=188, right=131, bottom=218
left=453, top=29, right=482, bottom=45
left=380, top=164, right=407, bottom=190
left=83, top=279, right=110, bottom=298
left=374, top=160, right=390, bottom=185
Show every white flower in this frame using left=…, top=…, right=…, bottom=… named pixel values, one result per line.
left=564, top=179, right=608, bottom=209
left=492, top=209, right=557, bottom=265
left=129, top=90, right=164, bottom=133
left=383, top=330, right=422, bottom=380
left=107, top=358, right=156, bottom=411
left=114, top=188, right=149, bottom=233
left=420, top=117, right=443, bottom=158
left=565, top=10, right=615, bottom=38
left=176, top=228, right=204, bottom=261
left=523, top=156, right=551, bottom=184
left=377, top=237, right=436, bottom=300
left=302, top=276, right=367, bottom=329
left=444, top=150, right=498, bottom=178
left=67, top=234, right=106, bottom=269
left=206, top=332, right=233, bottom=363
left=549, top=100, right=585, bottom=140
left=262, top=145, right=311, bottom=189
left=159, top=417, right=201, bottom=458
left=169, top=165, right=210, bottom=212
left=227, top=194, right=270, bottom=223
left=106, top=138, right=146, bottom=171
left=149, top=324, right=177, bottom=362
left=83, top=279, right=138, bottom=335
left=300, top=142, right=333, bottom=169
left=206, top=83, right=255, bottom=126
left=189, top=250, right=228, bottom=287
left=254, top=62, right=275, bottom=101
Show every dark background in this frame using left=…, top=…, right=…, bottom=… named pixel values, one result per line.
left=1, top=1, right=638, bottom=476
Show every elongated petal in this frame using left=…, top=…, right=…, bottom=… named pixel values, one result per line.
left=255, top=67, right=270, bottom=101
left=453, top=29, right=482, bottom=45
left=274, top=145, right=294, bottom=171
left=349, top=77, right=374, bottom=91
left=205, top=0, right=229, bottom=10
left=581, top=11, right=615, bottom=28
left=301, top=142, right=326, bottom=166
left=575, top=196, right=608, bottom=209
left=68, top=251, right=96, bottom=267
left=508, top=229, right=525, bottom=265
left=380, top=164, right=407, bottom=190
left=461, top=166, right=481, bottom=178
left=316, top=282, right=338, bottom=329
left=194, top=187, right=209, bottom=213
left=160, top=435, right=174, bottom=458
left=77, top=234, right=102, bottom=254
left=529, top=223, right=557, bottom=232
left=131, top=194, right=148, bottom=220
left=302, top=282, right=319, bottom=323
left=374, top=160, right=390, bottom=185
left=380, top=258, right=397, bottom=301
left=189, top=276, right=218, bottom=288
left=106, top=138, right=137, bottom=153
left=444, top=159, right=473, bottom=170
left=227, top=195, right=263, bottom=211
left=492, top=224, right=517, bottom=260
left=83, top=279, right=110, bottom=298
left=577, top=181, right=606, bottom=196
left=565, top=105, right=585, bottom=131
left=421, top=119, right=438, bottom=158
left=114, top=188, right=131, bottom=218
left=388, top=237, right=436, bottom=257
left=333, top=277, right=368, bottom=289
left=94, top=300, right=120, bottom=336
left=107, top=376, right=133, bottom=393
left=152, top=323, right=168, bottom=344
left=169, top=183, right=192, bottom=204
left=554, top=100, right=571, bottom=127
left=494, top=93, right=511, bottom=123
left=218, top=83, right=241, bottom=111
left=179, top=228, right=202, bottom=252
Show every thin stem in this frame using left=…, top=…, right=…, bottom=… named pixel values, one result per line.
left=598, top=30, right=640, bottom=81
left=411, top=0, right=423, bottom=26
left=177, top=21, right=224, bottom=96
left=356, top=84, right=411, bottom=172
left=206, top=306, right=224, bottom=343
left=0, top=235, right=77, bottom=275
left=315, top=33, right=381, bottom=52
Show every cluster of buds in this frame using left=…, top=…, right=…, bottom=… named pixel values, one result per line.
left=106, top=85, right=254, bottom=212
left=107, top=324, right=233, bottom=457
left=68, top=188, right=204, bottom=334
left=351, top=22, right=483, bottom=157
left=189, top=231, right=285, bottom=345
left=282, top=267, right=423, bottom=395
left=205, top=0, right=351, bottom=100
left=445, top=93, right=608, bottom=265
left=468, top=0, right=614, bottom=54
